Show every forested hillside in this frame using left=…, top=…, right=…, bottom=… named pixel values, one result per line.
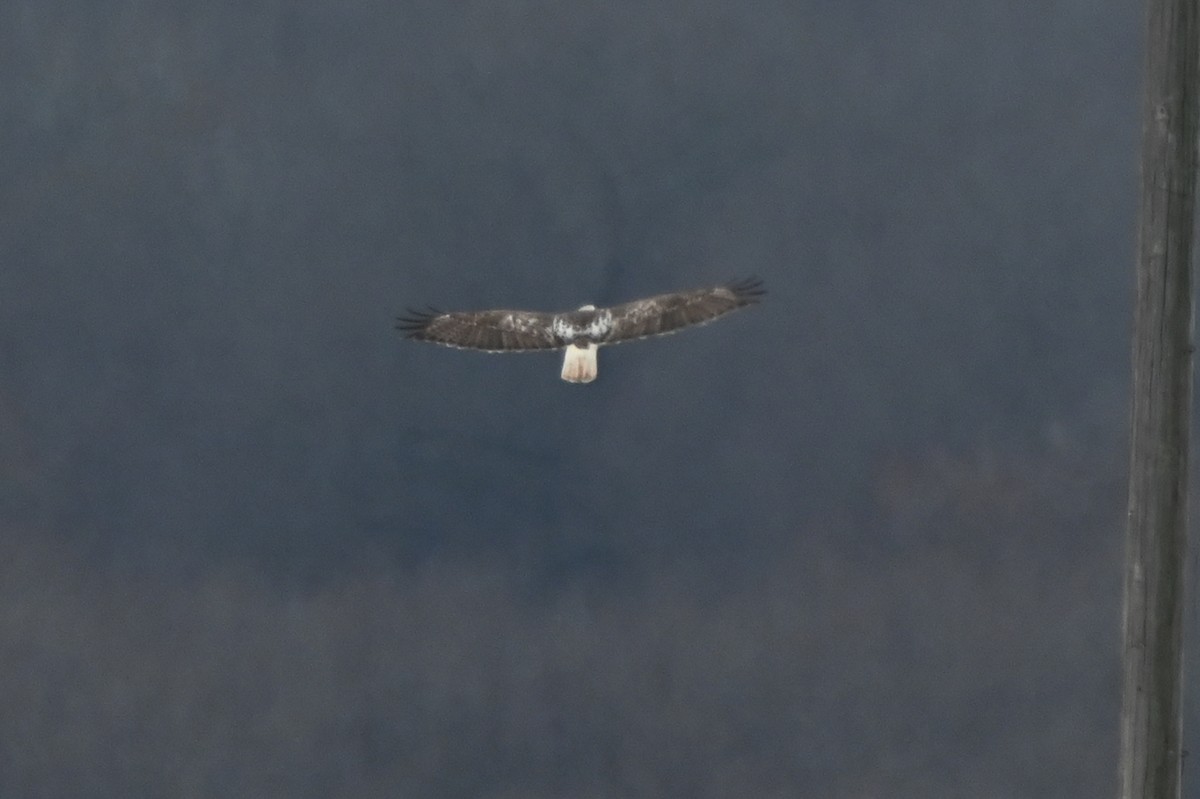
left=0, top=1, right=1168, bottom=796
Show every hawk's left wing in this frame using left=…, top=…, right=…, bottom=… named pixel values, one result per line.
left=603, top=277, right=764, bottom=344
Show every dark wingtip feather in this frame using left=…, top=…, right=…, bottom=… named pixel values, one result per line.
left=728, top=276, right=766, bottom=301
left=395, top=307, right=442, bottom=333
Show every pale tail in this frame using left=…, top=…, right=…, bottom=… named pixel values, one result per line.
left=561, top=344, right=598, bottom=383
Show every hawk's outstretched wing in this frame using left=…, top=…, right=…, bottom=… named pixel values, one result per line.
left=603, top=277, right=764, bottom=344
left=397, top=277, right=764, bottom=354
left=395, top=308, right=562, bottom=352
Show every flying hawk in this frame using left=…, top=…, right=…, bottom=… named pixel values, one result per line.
left=397, top=277, right=764, bottom=383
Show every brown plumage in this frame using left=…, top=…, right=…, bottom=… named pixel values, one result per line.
left=395, top=308, right=562, bottom=352
left=602, top=277, right=766, bottom=344
left=396, top=277, right=764, bottom=382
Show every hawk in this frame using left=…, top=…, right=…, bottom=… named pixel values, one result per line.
left=397, top=277, right=764, bottom=383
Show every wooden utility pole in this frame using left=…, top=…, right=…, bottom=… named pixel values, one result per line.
left=1119, top=0, right=1199, bottom=796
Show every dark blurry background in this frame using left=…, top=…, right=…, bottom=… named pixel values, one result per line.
left=0, top=0, right=1177, bottom=796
